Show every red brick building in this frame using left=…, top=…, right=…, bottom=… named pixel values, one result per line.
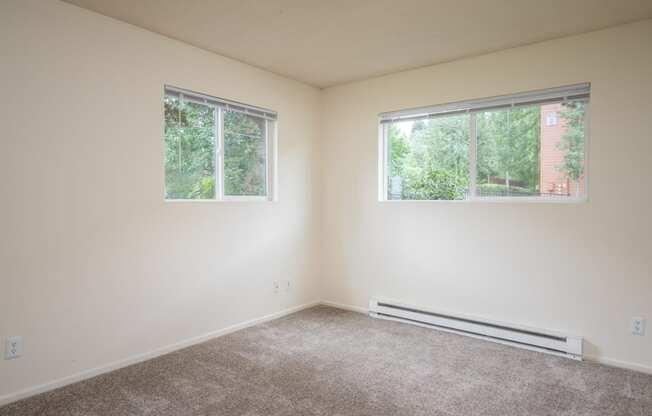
left=539, top=103, right=585, bottom=197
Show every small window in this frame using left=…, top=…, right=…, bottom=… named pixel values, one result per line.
left=379, top=84, right=589, bottom=202
left=164, top=86, right=277, bottom=201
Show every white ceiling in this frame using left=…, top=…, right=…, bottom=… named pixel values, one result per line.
left=64, top=0, right=652, bottom=88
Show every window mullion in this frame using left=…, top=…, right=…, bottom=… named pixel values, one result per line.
left=469, top=112, right=477, bottom=200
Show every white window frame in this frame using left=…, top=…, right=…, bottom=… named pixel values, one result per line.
left=378, top=83, right=590, bottom=203
left=164, top=85, right=278, bottom=202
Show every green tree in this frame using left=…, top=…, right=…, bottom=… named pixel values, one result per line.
left=388, top=124, right=409, bottom=177
left=164, top=99, right=269, bottom=199
left=386, top=107, right=541, bottom=200
left=164, top=96, right=215, bottom=199
left=476, top=106, right=540, bottom=192
left=557, top=102, right=586, bottom=195
left=399, top=115, right=470, bottom=199
left=406, top=115, right=469, bottom=181
left=223, top=111, right=266, bottom=196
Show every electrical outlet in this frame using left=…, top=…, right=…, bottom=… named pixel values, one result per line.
left=5, top=336, right=23, bottom=360
left=631, top=317, right=646, bottom=336
left=273, top=280, right=280, bottom=293
left=285, top=280, right=291, bottom=291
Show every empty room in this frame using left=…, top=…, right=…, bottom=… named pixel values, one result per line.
left=1, top=0, right=652, bottom=415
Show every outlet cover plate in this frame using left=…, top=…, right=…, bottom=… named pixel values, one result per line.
left=631, top=317, right=646, bottom=336
left=5, top=336, right=23, bottom=360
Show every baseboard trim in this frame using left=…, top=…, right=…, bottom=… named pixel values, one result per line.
left=321, top=300, right=652, bottom=375
left=584, top=355, right=652, bottom=375
left=0, top=301, right=320, bottom=407
left=320, top=300, right=368, bottom=314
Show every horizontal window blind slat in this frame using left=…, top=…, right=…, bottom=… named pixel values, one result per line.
left=379, top=83, right=589, bottom=123
left=379, top=109, right=470, bottom=124
left=165, top=85, right=278, bottom=121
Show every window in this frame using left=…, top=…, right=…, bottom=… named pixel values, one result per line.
left=379, top=83, right=589, bottom=201
left=164, top=86, right=277, bottom=201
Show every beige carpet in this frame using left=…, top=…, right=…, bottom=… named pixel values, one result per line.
left=2, top=306, right=651, bottom=415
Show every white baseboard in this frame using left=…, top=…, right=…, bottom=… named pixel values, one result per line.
left=321, top=300, right=652, bottom=375
left=320, top=300, right=368, bottom=314
left=584, top=355, right=652, bottom=375
left=0, top=301, right=320, bottom=407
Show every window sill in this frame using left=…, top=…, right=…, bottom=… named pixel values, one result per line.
left=379, top=196, right=588, bottom=204
left=165, top=196, right=273, bottom=203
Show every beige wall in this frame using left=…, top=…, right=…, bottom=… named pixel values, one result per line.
left=320, top=20, right=652, bottom=371
left=0, top=0, right=321, bottom=399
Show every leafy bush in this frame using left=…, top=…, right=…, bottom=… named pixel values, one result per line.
left=188, top=176, right=215, bottom=199
left=404, top=167, right=467, bottom=200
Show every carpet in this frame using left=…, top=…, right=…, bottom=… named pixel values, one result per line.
left=1, top=306, right=651, bottom=415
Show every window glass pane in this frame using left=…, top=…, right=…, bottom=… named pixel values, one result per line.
left=476, top=101, right=586, bottom=198
left=387, top=114, right=470, bottom=200
left=164, top=95, right=216, bottom=199
left=224, top=111, right=267, bottom=196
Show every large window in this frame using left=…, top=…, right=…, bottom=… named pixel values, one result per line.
left=164, top=86, right=276, bottom=201
left=379, top=84, right=589, bottom=202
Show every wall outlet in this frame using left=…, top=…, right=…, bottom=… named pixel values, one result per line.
left=5, top=336, right=23, bottom=360
left=631, top=317, right=646, bottom=336
left=273, top=280, right=280, bottom=293
left=285, top=280, right=291, bottom=291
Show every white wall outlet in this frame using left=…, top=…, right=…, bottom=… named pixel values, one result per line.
left=273, top=280, right=280, bottom=293
left=5, top=336, right=23, bottom=360
left=631, top=317, right=646, bottom=336
left=285, top=280, right=291, bottom=291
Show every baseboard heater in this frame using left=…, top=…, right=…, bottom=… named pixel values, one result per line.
left=369, top=298, right=582, bottom=360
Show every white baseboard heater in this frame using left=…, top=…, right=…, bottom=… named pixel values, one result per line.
left=369, top=298, right=583, bottom=360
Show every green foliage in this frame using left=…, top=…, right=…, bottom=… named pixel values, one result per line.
left=405, top=166, right=467, bottom=200
left=388, top=115, right=469, bottom=199
left=557, top=102, right=586, bottom=182
left=388, top=106, right=547, bottom=200
left=476, top=106, right=540, bottom=190
left=388, top=125, right=409, bottom=177
left=408, top=115, right=469, bottom=180
left=164, top=96, right=215, bottom=199
left=188, top=176, right=215, bottom=199
left=224, top=111, right=266, bottom=196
